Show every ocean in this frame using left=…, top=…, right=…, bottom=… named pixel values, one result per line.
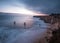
left=0, top=13, right=48, bottom=43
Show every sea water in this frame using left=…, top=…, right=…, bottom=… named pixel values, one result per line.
left=0, top=13, right=48, bottom=43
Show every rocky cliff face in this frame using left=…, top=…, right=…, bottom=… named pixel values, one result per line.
left=34, top=14, right=60, bottom=43
left=34, top=14, right=60, bottom=26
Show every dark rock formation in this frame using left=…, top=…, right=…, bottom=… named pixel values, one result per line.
left=34, top=13, right=60, bottom=43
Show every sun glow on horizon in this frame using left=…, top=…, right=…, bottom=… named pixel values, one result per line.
left=1, top=7, right=48, bottom=16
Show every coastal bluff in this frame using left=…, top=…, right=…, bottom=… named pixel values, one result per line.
left=34, top=14, right=60, bottom=43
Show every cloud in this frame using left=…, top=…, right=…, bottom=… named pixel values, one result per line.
left=0, top=0, right=60, bottom=14
left=17, top=0, right=60, bottom=14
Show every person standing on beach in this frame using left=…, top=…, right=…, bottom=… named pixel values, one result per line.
left=14, top=21, right=16, bottom=26
left=24, top=22, right=26, bottom=29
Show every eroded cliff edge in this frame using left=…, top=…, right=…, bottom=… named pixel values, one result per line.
left=33, top=14, right=60, bottom=43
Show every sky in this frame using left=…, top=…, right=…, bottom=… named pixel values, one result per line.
left=0, top=0, right=60, bottom=14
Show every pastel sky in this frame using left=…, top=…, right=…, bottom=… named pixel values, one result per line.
left=0, top=0, right=60, bottom=14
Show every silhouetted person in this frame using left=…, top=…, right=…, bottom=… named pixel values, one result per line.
left=14, top=21, right=16, bottom=25
left=24, top=22, right=26, bottom=29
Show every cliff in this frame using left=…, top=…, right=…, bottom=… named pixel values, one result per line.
left=34, top=14, right=60, bottom=43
